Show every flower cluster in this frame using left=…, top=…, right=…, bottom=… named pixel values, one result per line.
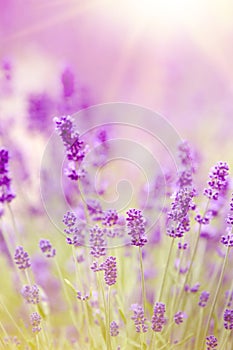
left=89, top=225, right=106, bottom=258
left=151, top=302, right=166, bottom=332
left=100, top=256, right=117, bottom=286
left=63, top=211, right=85, bottom=246
left=126, top=209, right=147, bottom=247
left=30, top=312, right=41, bottom=333
left=54, top=115, right=88, bottom=181
left=14, top=246, right=31, bottom=270
left=177, top=140, right=195, bottom=188
left=21, top=285, right=40, bottom=304
left=110, top=321, right=119, bottom=336
left=198, top=291, right=210, bottom=307
left=204, top=161, right=229, bottom=200
left=39, top=239, right=56, bottom=258
left=131, top=304, right=148, bottom=333
left=206, top=335, right=218, bottom=349
left=223, top=309, right=233, bottom=330
left=0, top=149, right=15, bottom=205
left=167, top=188, right=196, bottom=238
left=174, top=311, right=185, bottom=325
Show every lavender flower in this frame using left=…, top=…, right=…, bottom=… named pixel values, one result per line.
left=204, top=162, right=229, bottom=200
left=223, top=309, right=233, bottom=330
left=39, top=239, right=56, bottom=258
left=14, top=246, right=31, bottom=270
left=30, top=312, right=41, bottom=333
left=206, top=335, right=218, bottom=349
left=0, top=149, right=15, bottom=204
left=167, top=188, right=196, bottom=238
left=174, top=311, right=185, bottom=325
left=198, top=291, right=210, bottom=307
left=21, top=285, right=40, bottom=304
left=126, top=209, right=147, bottom=247
left=54, top=115, right=88, bottom=181
left=89, top=225, right=106, bottom=258
left=102, top=209, right=118, bottom=227
left=63, top=211, right=85, bottom=246
left=177, top=140, right=196, bottom=188
left=220, top=227, right=233, bottom=247
left=131, top=304, right=148, bottom=333
left=110, top=321, right=119, bottom=336
left=151, top=302, right=166, bottom=332
left=63, top=211, right=77, bottom=227
left=99, top=256, right=117, bottom=286
left=77, top=291, right=89, bottom=301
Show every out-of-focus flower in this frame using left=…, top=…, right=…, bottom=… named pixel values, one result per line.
left=110, top=321, right=119, bottom=336
left=151, top=302, right=166, bottom=332
left=0, top=149, right=15, bottom=204
left=14, top=246, right=31, bottom=270
left=198, top=291, right=210, bottom=307
left=204, top=162, right=229, bottom=200
left=131, top=304, right=148, bottom=333
left=21, top=285, right=40, bottom=304
left=39, top=239, right=56, bottom=258
left=126, top=209, right=147, bottom=247
left=30, top=312, right=41, bottom=333
left=89, top=225, right=106, bottom=258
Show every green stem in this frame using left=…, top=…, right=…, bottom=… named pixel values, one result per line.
left=54, top=258, right=79, bottom=331
left=175, top=199, right=210, bottom=311
left=139, top=247, right=146, bottom=311
left=194, top=308, right=204, bottom=350
left=98, top=273, right=111, bottom=350
left=219, top=332, right=229, bottom=350
left=202, top=246, right=230, bottom=348
left=158, top=237, right=175, bottom=302
left=0, top=298, right=28, bottom=342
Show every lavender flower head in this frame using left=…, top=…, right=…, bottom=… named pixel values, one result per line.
left=99, top=256, right=117, bottom=286
left=54, top=115, right=88, bottom=181
left=174, top=311, right=185, bottom=325
left=30, top=312, right=41, bottom=333
left=198, top=291, right=210, bottom=307
left=177, top=140, right=196, bottom=188
left=14, top=246, right=31, bottom=270
left=110, top=321, right=119, bottom=336
left=204, top=161, right=229, bottom=200
left=102, top=209, right=118, bottom=227
left=151, top=302, right=166, bottom=332
left=0, top=149, right=15, bottom=204
left=89, top=225, right=106, bottom=258
left=206, top=335, right=218, bottom=349
left=39, top=239, right=56, bottom=258
left=126, top=209, right=147, bottom=247
left=131, top=304, right=148, bottom=333
left=21, top=285, right=40, bottom=304
left=223, top=309, right=233, bottom=330
left=167, top=188, right=196, bottom=238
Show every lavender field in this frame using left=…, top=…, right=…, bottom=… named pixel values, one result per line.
left=1, top=1, right=233, bottom=349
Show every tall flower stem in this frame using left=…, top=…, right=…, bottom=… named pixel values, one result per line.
left=0, top=297, right=28, bottom=342
left=97, top=273, right=112, bottom=350
left=194, top=307, right=204, bottom=350
left=202, top=245, right=230, bottom=348
left=158, top=237, right=175, bottom=302
left=175, top=199, right=210, bottom=311
left=139, top=247, right=146, bottom=312
left=54, top=258, right=79, bottom=331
